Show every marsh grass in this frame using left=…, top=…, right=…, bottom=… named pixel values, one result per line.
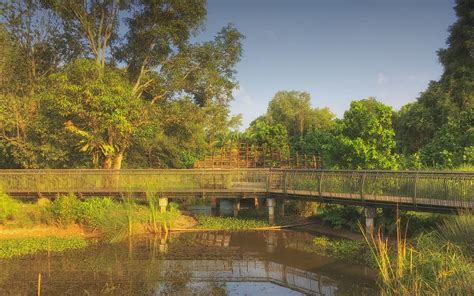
left=437, top=211, right=474, bottom=256
left=361, top=219, right=473, bottom=295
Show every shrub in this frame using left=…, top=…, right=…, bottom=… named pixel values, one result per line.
left=0, top=192, right=20, bottom=224
left=318, top=204, right=362, bottom=230
left=41, top=194, right=83, bottom=226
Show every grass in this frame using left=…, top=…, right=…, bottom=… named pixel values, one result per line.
left=437, top=211, right=474, bottom=256
left=0, top=236, right=88, bottom=259
left=361, top=215, right=474, bottom=295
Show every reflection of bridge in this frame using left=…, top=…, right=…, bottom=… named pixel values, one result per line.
left=156, top=259, right=337, bottom=295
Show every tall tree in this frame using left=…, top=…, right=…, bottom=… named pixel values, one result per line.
left=333, top=98, right=398, bottom=169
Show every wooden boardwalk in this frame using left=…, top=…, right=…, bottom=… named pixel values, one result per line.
left=0, top=169, right=472, bottom=213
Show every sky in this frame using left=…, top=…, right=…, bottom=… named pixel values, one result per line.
left=194, top=0, right=457, bottom=129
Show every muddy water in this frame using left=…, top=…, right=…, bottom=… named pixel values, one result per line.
left=0, top=230, right=377, bottom=295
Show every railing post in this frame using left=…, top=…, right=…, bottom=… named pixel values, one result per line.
left=283, top=171, right=288, bottom=196
left=360, top=171, right=366, bottom=200
left=413, top=171, right=418, bottom=207
left=319, top=171, right=323, bottom=199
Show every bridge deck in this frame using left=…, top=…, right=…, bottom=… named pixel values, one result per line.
left=1, top=169, right=472, bottom=213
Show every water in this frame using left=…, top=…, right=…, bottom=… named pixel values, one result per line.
left=0, top=230, right=377, bottom=295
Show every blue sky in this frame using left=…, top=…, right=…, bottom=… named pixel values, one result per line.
left=195, top=0, right=457, bottom=128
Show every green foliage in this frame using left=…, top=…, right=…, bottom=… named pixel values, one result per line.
left=332, top=98, right=398, bottom=169
left=41, top=194, right=83, bottom=226
left=318, top=205, right=362, bottom=230
left=312, top=236, right=366, bottom=261
left=196, top=216, right=269, bottom=230
left=245, top=118, right=289, bottom=156
left=0, top=192, right=19, bottom=224
left=0, top=236, right=88, bottom=259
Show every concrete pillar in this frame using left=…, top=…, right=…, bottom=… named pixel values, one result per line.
left=267, top=198, right=276, bottom=224
left=211, top=197, right=219, bottom=214
left=233, top=199, right=241, bottom=217
left=279, top=200, right=285, bottom=217
left=364, top=206, right=376, bottom=235
left=159, top=197, right=168, bottom=213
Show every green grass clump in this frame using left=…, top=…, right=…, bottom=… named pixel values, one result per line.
left=196, top=216, right=269, bottom=230
left=0, top=236, right=88, bottom=259
left=0, top=192, right=20, bottom=224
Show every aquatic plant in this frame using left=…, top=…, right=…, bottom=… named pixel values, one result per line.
left=0, top=236, right=88, bottom=259
left=196, top=216, right=269, bottom=230
left=312, top=236, right=364, bottom=260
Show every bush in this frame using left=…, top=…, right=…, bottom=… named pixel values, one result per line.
left=0, top=192, right=20, bottom=224
left=318, top=204, right=362, bottom=230
left=41, top=194, right=83, bottom=226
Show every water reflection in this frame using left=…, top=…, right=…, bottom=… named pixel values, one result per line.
left=0, top=231, right=377, bottom=295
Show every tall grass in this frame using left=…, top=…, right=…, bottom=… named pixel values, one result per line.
left=437, top=211, right=474, bottom=256
left=361, top=219, right=473, bottom=295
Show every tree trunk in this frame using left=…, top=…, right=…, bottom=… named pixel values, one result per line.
left=112, top=151, right=124, bottom=169
left=103, top=156, right=113, bottom=169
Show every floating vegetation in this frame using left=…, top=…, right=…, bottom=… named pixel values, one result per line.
left=196, top=216, right=269, bottom=230
left=0, top=236, right=88, bottom=259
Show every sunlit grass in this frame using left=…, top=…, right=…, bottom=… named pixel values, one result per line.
left=361, top=219, right=473, bottom=295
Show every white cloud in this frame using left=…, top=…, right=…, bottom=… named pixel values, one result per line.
left=232, top=86, right=253, bottom=105
left=377, top=72, right=388, bottom=85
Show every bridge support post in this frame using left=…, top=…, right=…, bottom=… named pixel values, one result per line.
left=254, top=197, right=260, bottom=209
left=267, top=198, right=276, bottom=224
left=279, top=200, right=285, bottom=217
left=364, top=206, right=376, bottom=235
left=159, top=198, right=168, bottom=213
left=233, top=199, right=241, bottom=217
left=211, top=197, right=219, bottom=213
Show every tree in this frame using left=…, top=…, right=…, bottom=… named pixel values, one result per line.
left=267, top=91, right=313, bottom=139
left=42, top=59, right=144, bottom=169
left=395, top=0, right=473, bottom=168
left=0, top=0, right=244, bottom=169
left=333, top=98, right=398, bottom=169
left=245, top=118, right=289, bottom=155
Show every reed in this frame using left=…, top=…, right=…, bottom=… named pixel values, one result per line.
left=361, top=219, right=473, bottom=295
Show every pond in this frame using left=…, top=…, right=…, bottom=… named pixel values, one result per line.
left=0, top=230, right=377, bottom=295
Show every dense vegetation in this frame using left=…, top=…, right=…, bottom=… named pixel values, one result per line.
left=1, top=0, right=472, bottom=170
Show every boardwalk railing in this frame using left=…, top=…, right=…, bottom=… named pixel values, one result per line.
left=0, top=169, right=472, bottom=211
left=270, top=170, right=473, bottom=210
